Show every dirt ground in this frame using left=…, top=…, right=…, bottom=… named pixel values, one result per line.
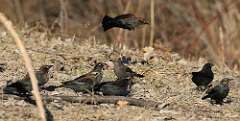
left=0, top=28, right=240, bottom=121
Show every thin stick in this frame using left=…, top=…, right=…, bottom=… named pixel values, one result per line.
left=2, top=94, right=169, bottom=111
left=44, top=95, right=169, bottom=111
left=0, top=13, right=46, bottom=121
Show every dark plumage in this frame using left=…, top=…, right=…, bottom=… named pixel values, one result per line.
left=102, top=13, right=149, bottom=31
left=3, top=65, right=53, bottom=97
left=61, top=63, right=104, bottom=93
left=94, top=79, right=132, bottom=96
left=0, top=63, right=6, bottom=72
left=113, top=58, right=144, bottom=80
left=192, top=63, right=214, bottom=90
left=120, top=56, right=132, bottom=65
left=202, top=78, right=232, bottom=104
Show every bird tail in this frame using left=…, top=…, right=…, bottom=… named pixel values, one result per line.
left=42, top=85, right=63, bottom=91
left=102, top=15, right=115, bottom=31
left=201, top=95, right=209, bottom=100
left=192, top=72, right=197, bottom=76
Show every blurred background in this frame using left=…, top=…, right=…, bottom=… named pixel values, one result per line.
left=0, top=0, right=240, bottom=70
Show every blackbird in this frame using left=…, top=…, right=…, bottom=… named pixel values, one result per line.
left=94, top=78, right=132, bottom=96
left=113, top=58, right=144, bottom=80
left=192, top=63, right=214, bottom=90
left=61, top=63, right=104, bottom=93
left=0, top=63, right=6, bottom=72
left=202, top=78, right=232, bottom=104
left=3, top=65, right=53, bottom=97
left=102, top=13, right=149, bottom=31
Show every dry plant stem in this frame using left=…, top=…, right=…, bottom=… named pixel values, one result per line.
left=142, top=26, right=147, bottom=48
left=137, top=0, right=144, bottom=14
left=150, top=0, right=155, bottom=47
left=13, top=0, right=24, bottom=24
left=0, top=13, right=46, bottom=121
left=116, top=0, right=131, bottom=49
left=39, top=0, right=48, bottom=26
left=59, top=0, right=68, bottom=33
left=219, top=27, right=225, bottom=70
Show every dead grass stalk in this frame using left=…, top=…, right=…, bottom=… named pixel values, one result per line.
left=0, top=13, right=46, bottom=121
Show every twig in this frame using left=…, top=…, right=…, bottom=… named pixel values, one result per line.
left=0, top=13, right=46, bottom=121
left=1, top=94, right=168, bottom=111
left=44, top=95, right=169, bottom=111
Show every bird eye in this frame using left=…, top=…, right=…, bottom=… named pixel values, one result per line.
left=92, top=72, right=99, bottom=76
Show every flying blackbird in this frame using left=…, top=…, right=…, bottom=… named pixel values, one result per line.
left=192, top=63, right=214, bottom=90
left=60, top=63, right=104, bottom=93
left=102, top=13, right=149, bottom=31
left=94, top=78, right=132, bottom=96
left=113, top=58, right=144, bottom=80
left=3, top=65, right=53, bottom=97
left=202, top=78, right=232, bottom=104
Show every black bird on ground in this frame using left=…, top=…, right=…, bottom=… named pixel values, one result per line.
left=3, top=65, right=53, bottom=97
left=102, top=13, right=149, bottom=31
left=202, top=78, right=232, bottom=105
left=60, top=63, right=104, bottom=93
left=113, top=58, right=144, bottom=80
left=94, top=78, right=132, bottom=96
left=192, top=63, right=214, bottom=90
left=0, top=63, right=6, bottom=72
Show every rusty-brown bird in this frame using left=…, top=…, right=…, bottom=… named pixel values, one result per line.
left=61, top=63, right=105, bottom=93
left=3, top=65, right=53, bottom=97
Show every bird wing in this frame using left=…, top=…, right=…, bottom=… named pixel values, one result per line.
left=72, top=75, right=94, bottom=83
left=206, top=85, right=220, bottom=95
left=192, top=71, right=213, bottom=79
left=115, top=14, right=134, bottom=19
left=99, top=83, right=128, bottom=96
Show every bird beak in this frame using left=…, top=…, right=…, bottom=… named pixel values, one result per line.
left=103, top=63, right=107, bottom=70
left=144, top=21, right=150, bottom=24
left=46, top=65, right=54, bottom=69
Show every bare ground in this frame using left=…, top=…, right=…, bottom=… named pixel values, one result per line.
left=0, top=28, right=240, bottom=121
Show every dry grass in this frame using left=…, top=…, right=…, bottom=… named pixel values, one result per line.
left=0, top=29, right=240, bottom=121
left=0, top=1, right=239, bottom=70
